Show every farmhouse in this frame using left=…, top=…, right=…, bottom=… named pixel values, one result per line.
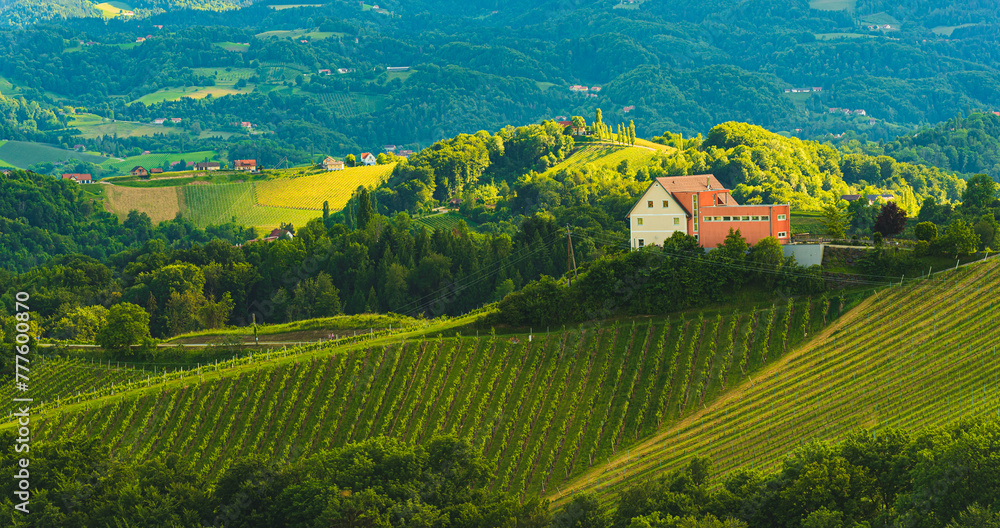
left=627, top=174, right=790, bottom=249
left=150, top=168, right=163, bottom=174
left=195, top=162, right=221, bottom=171
left=398, top=149, right=414, bottom=157
left=235, top=159, right=257, bottom=171
left=171, top=117, right=182, bottom=123
left=61, top=173, right=92, bottom=183
left=360, top=152, right=377, bottom=165
left=130, top=166, right=148, bottom=177
left=322, top=156, right=344, bottom=171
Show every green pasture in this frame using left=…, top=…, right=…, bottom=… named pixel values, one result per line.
left=100, top=150, right=218, bottom=174
left=0, top=141, right=106, bottom=168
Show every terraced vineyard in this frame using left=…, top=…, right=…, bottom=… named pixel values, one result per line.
left=7, top=298, right=828, bottom=497
left=254, top=163, right=395, bottom=210
left=313, top=92, right=386, bottom=118
left=101, top=150, right=218, bottom=174
left=552, top=258, right=1000, bottom=506
left=0, top=357, right=148, bottom=412
left=180, top=182, right=320, bottom=230
left=414, top=212, right=476, bottom=231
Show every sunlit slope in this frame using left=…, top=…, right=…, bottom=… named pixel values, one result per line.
left=255, top=163, right=394, bottom=210
left=552, top=258, right=1000, bottom=506
left=10, top=297, right=833, bottom=497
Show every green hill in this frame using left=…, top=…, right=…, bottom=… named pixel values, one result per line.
left=2, top=298, right=831, bottom=497
left=552, top=257, right=1000, bottom=507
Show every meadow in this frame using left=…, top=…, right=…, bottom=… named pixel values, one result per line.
left=100, top=150, right=218, bottom=174
left=254, top=163, right=395, bottom=211
left=543, top=145, right=659, bottom=177
left=68, top=113, right=180, bottom=139
left=102, top=185, right=182, bottom=223
left=0, top=140, right=106, bottom=168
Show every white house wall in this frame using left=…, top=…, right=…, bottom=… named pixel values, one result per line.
left=628, top=181, right=688, bottom=249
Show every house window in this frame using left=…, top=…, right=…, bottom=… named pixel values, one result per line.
left=673, top=217, right=680, bottom=225
left=742, top=216, right=750, bottom=221
left=777, top=214, right=786, bottom=221
left=714, top=216, right=722, bottom=221
left=638, top=239, right=645, bottom=248
left=723, top=216, right=731, bottom=221
left=778, top=231, right=787, bottom=238
left=662, top=200, right=669, bottom=208
left=703, top=216, right=712, bottom=222
left=637, top=218, right=643, bottom=226
left=761, top=215, right=769, bottom=221
left=752, top=216, right=760, bottom=221
left=648, top=200, right=654, bottom=208
left=692, top=195, right=699, bottom=232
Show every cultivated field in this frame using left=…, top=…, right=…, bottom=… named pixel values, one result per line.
left=4, top=298, right=828, bottom=497
left=313, top=92, right=385, bottom=117
left=132, top=86, right=248, bottom=106
left=553, top=258, right=1000, bottom=506
left=68, top=113, right=181, bottom=139
left=809, top=0, right=855, bottom=11
left=543, top=145, right=659, bottom=177
left=180, top=181, right=321, bottom=229
left=102, top=184, right=182, bottom=223
left=414, top=212, right=475, bottom=232
left=255, top=163, right=395, bottom=210
left=0, top=140, right=106, bottom=168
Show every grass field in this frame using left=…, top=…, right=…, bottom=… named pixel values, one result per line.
left=0, top=140, right=106, bottom=168
left=542, top=145, right=660, bottom=177
left=214, top=42, right=250, bottom=52
left=131, top=86, right=249, bottom=105
left=5, top=297, right=830, bottom=496
left=814, top=32, right=872, bottom=40
left=68, top=113, right=182, bottom=139
left=180, top=181, right=322, bottom=229
left=0, top=76, right=23, bottom=96
left=790, top=209, right=824, bottom=235
left=102, top=184, right=182, bottom=223
left=552, top=258, right=1000, bottom=506
left=858, top=12, right=900, bottom=25
left=809, top=0, right=854, bottom=11
left=100, top=150, right=218, bottom=174
left=255, top=28, right=341, bottom=41
left=267, top=4, right=324, bottom=9
left=255, top=164, right=395, bottom=211
left=94, top=1, right=133, bottom=18
left=931, top=23, right=977, bottom=36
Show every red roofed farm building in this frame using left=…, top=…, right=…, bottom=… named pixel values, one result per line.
left=627, top=174, right=790, bottom=249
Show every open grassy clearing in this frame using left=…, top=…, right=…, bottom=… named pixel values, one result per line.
left=94, top=1, right=134, bottom=18
left=100, top=150, right=218, bottom=174
left=0, top=76, right=23, bottom=96
left=814, top=32, right=873, bottom=40
left=790, top=209, right=824, bottom=235
left=267, top=4, right=325, bottom=9
left=5, top=297, right=829, bottom=497
left=255, top=28, right=341, bottom=41
left=931, top=24, right=977, bottom=36
left=214, top=42, right=250, bottom=51
left=552, top=258, right=1000, bottom=507
left=255, top=163, right=395, bottom=211
left=0, top=140, right=106, bottom=168
left=68, top=113, right=181, bottom=139
left=131, top=85, right=250, bottom=105
left=808, top=0, right=854, bottom=11
left=102, top=184, right=182, bottom=223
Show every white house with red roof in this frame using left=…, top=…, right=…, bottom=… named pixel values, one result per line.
left=61, top=173, right=93, bottom=184
left=360, top=152, right=377, bottom=165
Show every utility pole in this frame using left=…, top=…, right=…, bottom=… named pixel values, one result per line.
left=566, top=224, right=578, bottom=286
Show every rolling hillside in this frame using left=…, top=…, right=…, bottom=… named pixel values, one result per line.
left=552, top=257, right=1000, bottom=506
left=1, top=298, right=831, bottom=497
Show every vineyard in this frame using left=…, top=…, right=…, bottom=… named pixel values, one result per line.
left=179, top=181, right=320, bottom=230
left=552, top=258, right=1000, bottom=506
left=254, top=164, right=395, bottom=211
left=413, top=212, right=476, bottom=232
left=543, top=145, right=659, bottom=177
left=3, top=297, right=829, bottom=498
left=313, top=92, right=386, bottom=118
left=0, top=357, right=148, bottom=412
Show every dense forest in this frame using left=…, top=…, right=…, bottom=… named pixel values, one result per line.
left=2, top=0, right=1000, bottom=164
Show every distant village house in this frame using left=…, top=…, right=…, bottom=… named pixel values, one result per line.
left=360, top=152, right=377, bottom=165
left=61, top=173, right=92, bottom=184
left=195, top=162, right=221, bottom=171
left=150, top=168, right=163, bottom=174
left=322, top=157, right=344, bottom=171
left=130, top=166, right=148, bottom=177
left=235, top=159, right=257, bottom=171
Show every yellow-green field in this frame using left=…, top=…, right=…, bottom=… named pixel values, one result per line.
left=542, top=144, right=662, bottom=177
left=255, top=164, right=396, bottom=211
left=102, top=184, right=182, bottom=223
left=94, top=1, right=134, bottom=18
left=131, top=86, right=249, bottom=105
left=809, top=0, right=854, bottom=11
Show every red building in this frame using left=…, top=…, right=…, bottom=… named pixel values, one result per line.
left=627, top=174, right=790, bottom=249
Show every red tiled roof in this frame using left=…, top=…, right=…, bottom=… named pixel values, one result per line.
left=61, top=173, right=92, bottom=181
left=655, top=174, right=725, bottom=193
